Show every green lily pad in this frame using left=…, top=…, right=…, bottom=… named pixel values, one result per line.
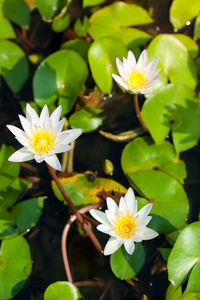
left=44, top=282, right=82, bottom=300
left=0, top=15, right=15, bottom=39
left=88, top=37, right=128, bottom=93
left=52, top=171, right=127, bottom=207
left=88, top=1, right=153, bottom=47
left=83, top=0, right=105, bottom=7
left=36, top=0, right=67, bottom=21
left=169, top=0, right=200, bottom=30
left=0, top=40, right=29, bottom=93
left=69, top=107, right=104, bottom=133
left=158, top=248, right=171, bottom=261
left=168, top=221, right=200, bottom=291
left=121, top=136, right=186, bottom=183
left=74, top=16, right=88, bottom=37
left=173, top=34, right=199, bottom=59
left=33, top=49, right=88, bottom=114
left=141, top=84, right=200, bottom=153
left=52, top=13, right=70, bottom=32
left=194, top=15, right=200, bottom=40
left=166, top=283, right=200, bottom=300
left=0, top=145, right=20, bottom=192
left=110, top=243, right=145, bottom=280
left=0, top=236, right=32, bottom=300
left=147, top=34, right=197, bottom=90
left=2, top=0, right=30, bottom=28
left=61, top=40, right=90, bottom=62
left=128, top=170, right=189, bottom=233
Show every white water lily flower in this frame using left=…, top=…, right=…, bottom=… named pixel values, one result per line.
left=90, top=188, right=158, bottom=255
left=112, top=50, right=160, bottom=95
left=7, top=104, right=83, bottom=171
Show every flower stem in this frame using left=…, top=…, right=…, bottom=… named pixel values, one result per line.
left=133, top=94, right=148, bottom=133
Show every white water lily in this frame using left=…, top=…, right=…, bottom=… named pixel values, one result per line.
left=7, top=104, right=83, bottom=171
left=112, top=50, right=160, bottom=95
left=90, top=188, right=158, bottom=255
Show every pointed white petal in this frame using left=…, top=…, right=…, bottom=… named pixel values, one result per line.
left=35, top=155, right=44, bottom=163
left=105, top=210, right=116, bottom=224
left=26, top=103, right=40, bottom=124
left=139, top=227, right=158, bottom=240
left=137, top=216, right=152, bottom=229
left=45, top=154, right=61, bottom=171
left=18, top=115, right=32, bottom=137
left=56, top=129, right=83, bottom=145
left=8, top=147, right=34, bottom=162
left=7, top=125, right=29, bottom=147
left=127, top=51, right=136, bottom=71
left=106, top=197, right=119, bottom=214
left=50, top=105, right=62, bottom=127
left=90, top=209, right=110, bottom=225
left=124, top=238, right=135, bottom=255
left=124, top=188, right=137, bottom=215
left=103, top=237, right=122, bottom=255
left=137, top=49, right=148, bottom=71
left=119, top=196, right=128, bottom=214
left=53, top=144, right=71, bottom=154
left=137, top=203, right=153, bottom=223
left=97, top=224, right=112, bottom=234
left=40, top=105, right=49, bottom=129
left=112, top=74, right=128, bottom=90
left=116, top=58, right=125, bottom=77
left=54, top=119, right=65, bottom=134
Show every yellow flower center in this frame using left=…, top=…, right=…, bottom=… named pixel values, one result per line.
left=30, top=129, right=55, bottom=154
left=126, top=70, right=148, bottom=90
left=113, top=214, right=137, bottom=239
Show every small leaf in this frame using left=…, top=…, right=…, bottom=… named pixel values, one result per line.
left=110, top=243, right=145, bottom=280
left=52, top=171, right=126, bottom=207
left=0, top=236, right=32, bottom=300
left=52, top=13, right=70, bottom=32
left=141, top=84, right=200, bottom=153
left=169, top=0, right=200, bottom=30
left=69, top=107, right=104, bottom=133
left=0, top=40, right=29, bottom=93
left=33, top=49, right=88, bottom=114
left=166, top=284, right=182, bottom=300
left=194, top=15, right=200, bottom=41
left=0, top=15, right=16, bottom=39
left=74, top=16, right=88, bottom=37
left=36, top=0, right=68, bottom=21
left=2, top=0, right=30, bottom=28
left=83, top=0, right=105, bottom=7
left=44, top=281, right=82, bottom=300
left=61, top=39, right=90, bottom=61
left=88, top=1, right=153, bottom=47
left=158, top=248, right=171, bottom=261
left=88, top=37, right=128, bottom=93
left=0, top=145, right=20, bottom=191
left=168, top=221, right=200, bottom=290
left=147, top=34, right=197, bottom=90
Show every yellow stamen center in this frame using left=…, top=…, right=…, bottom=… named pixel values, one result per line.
left=113, top=214, right=137, bottom=239
left=126, top=70, right=148, bottom=90
left=30, top=129, right=55, bottom=154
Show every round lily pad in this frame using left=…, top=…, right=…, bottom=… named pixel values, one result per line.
left=166, top=283, right=200, bottom=300
left=44, top=281, right=82, bottom=300
left=141, top=83, right=200, bottom=153
left=0, top=15, right=15, bottom=39
left=83, top=0, right=105, bottom=7
left=2, top=0, right=30, bottom=28
left=110, top=243, right=145, bottom=280
left=168, top=221, right=200, bottom=292
left=36, top=0, right=67, bottom=21
left=61, top=40, right=90, bottom=62
left=33, top=49, right=88, bottom=114
left=0, top=236, right=32, bottom=300
left=88, top=37, right=128, bottom=93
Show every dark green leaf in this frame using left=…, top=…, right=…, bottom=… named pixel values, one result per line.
left=52, top=13, right=70, bottom=32
left=3, top=0, right=30, bottom=28
left=44, top=281, right=82, bottom=300
left=158, top=248, right=171, bottom=261
left=36, top=0, right=67, bottom=21
left=110, top=243, right=145, bottom=279
left=61, top=39, right=90, bottom=62
left=33, top=49, right=88, bottom=114
left=0, top=236, right=32, bottom=300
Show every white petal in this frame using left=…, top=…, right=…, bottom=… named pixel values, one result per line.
left=124, top=188, right=137, bottom=215
left=97, top=224, right=112, bottom=234
left=124, top=238, right=135, bottom=255
left=8, top=147, right=34, bottom=162
left=106, top=197, right=119, bottom=214
left=137, top=216, right=152, bottom=229
left=35, top=155, right=44, bottom=163
left=50, top=106, right=62, bottom=129
left=26, top=103, right=40, bottom=124
left=56, top=129, right=83, bottom=145
left=137, top=49, right=148, bottom=71
left=123, top=57, right=132, bottom=74
left=145, top=58, right=158, bottom=75
left=7, top=125, right=29, bottom=147
left=112, top=74, right=128, bottom=90
left=40, top=105, right=49, bottom=129
left=105, top=210, right=116, bottom=224
left=54, top=119, right=65, bottom=134
left=119, top=196, right=128, bottom=215
left=127, top=51, right=136, bottom=71
left=53, top=144, right=71, bottom=154
left=45, top=154, right=61, bottom=171
left=116, top=58, right=125, bottom=77
left=139, top=227, right=158, bottom=240
left=90, top=209, right=110, bottom=225
left=18, top=115, right=32, bottom=137
left=137, top=203, right=153, bottom=223
left=103, top=237, right=123, bottom=255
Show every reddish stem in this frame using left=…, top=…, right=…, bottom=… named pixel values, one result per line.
left=133, top=94, right=148, bottom=133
